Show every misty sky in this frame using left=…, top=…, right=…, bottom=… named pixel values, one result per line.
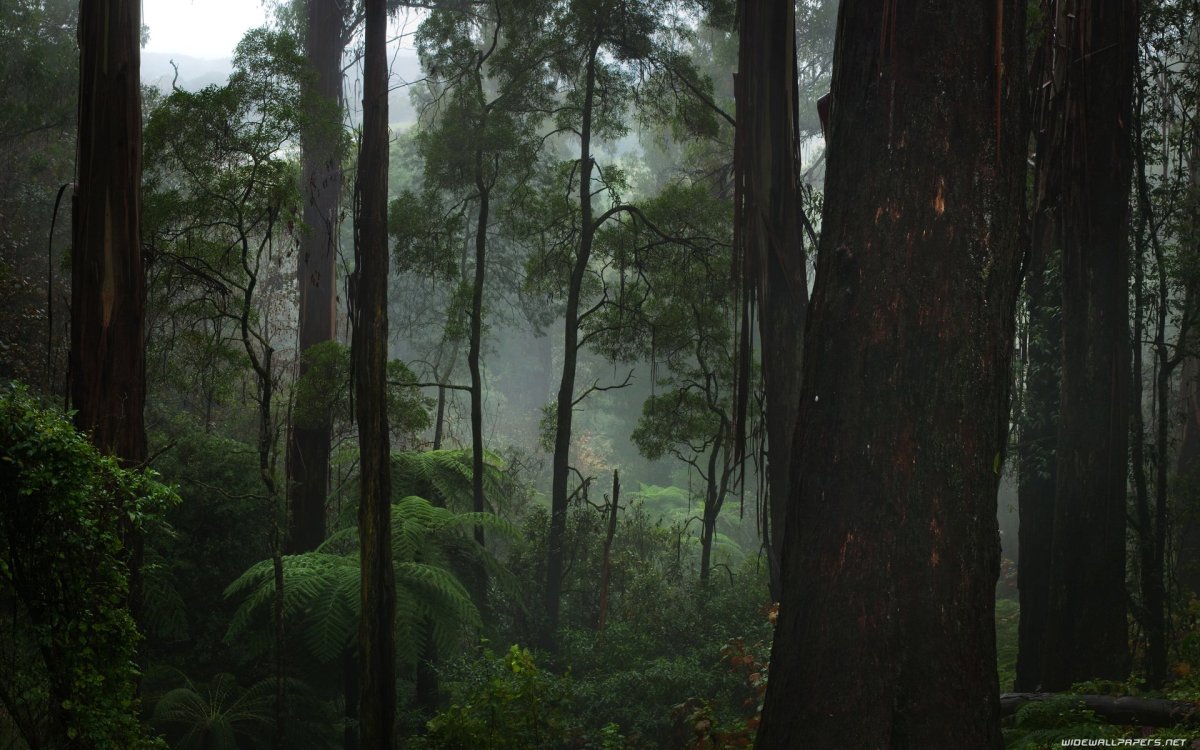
left=143, top=0, right=270, bottom=59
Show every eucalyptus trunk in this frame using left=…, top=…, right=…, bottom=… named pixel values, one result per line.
left=354, top=0, right=395, bottom=745
left=72, top=0, right=146, bottom=645
left=1015, top=9, right=1063, bottom=691
left=545, top=44, right=599, bottom=644
left=756, top=0, right=1027, bottom=745
left=288, top=0, right=346, bottom=555
left=1041, top=0, right=1136, bottom=690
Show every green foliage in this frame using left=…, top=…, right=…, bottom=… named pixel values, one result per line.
left=225, top=495, right=516, bottom=667
left=995, top=598, right=1020, bottom=691
left=149, top=670, right=337, bottom=750
left=0, top=384, right=174, bottom=749
left=1002, top=697, right=1116, bottom=750
left=421, top=645, right=585, bottom=750
left=151, top=672, right=273, bottom=750
left=392, top=449, right=512, bottom=513
left=292, top=341, right=431, bottom=437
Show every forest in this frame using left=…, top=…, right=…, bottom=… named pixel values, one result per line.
left=1, top=0, right=1199, bottom=747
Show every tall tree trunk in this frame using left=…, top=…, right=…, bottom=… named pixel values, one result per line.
left=1131, top=62, right=1170, bottom=690
left=1176, top=108, right=1200, bottom=598
left=734, top=0, right=808, bottom=602
left=544, top=44, right=598, bottom=644
left=470, top=139, right=489, bottom=545
left=288, top=0, right=346, bottom=555
left=755, top=0, right=1027, bottom=746
left=354, top=0, right=395, bottom=745
left=1015, top=8, right=1064, bottom=691
left=72, top=0, right=145, bottom=469
left=1041, top=0, right=1136, bottom=691
left=72, top=0, right=146, bottom=638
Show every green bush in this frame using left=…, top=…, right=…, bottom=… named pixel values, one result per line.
left=0, top=383, right=175, bottom=748
left=422, top=645, right=584, bottom=749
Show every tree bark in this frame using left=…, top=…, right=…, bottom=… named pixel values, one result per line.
left=1015, top=8, right=1063, bottom=691
left=72, top=0, right=146, bottom=645
left=1041, top=0, right=1136, bottom=691
left=354, top=0, right=395, bottom=746
left=72, top=0, right=145, bottom=465
left=596, top=469, right=619, bottom=630
left=545, top=44, right=598, bottom=645
left=288, top=0, right=346, bottom=555
left=734, top=0, right=808, bottom=602
left=755, top=0, right=1027, bottom=746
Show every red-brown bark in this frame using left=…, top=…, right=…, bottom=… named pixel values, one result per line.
left=755, top=0, right=1027, bottom=746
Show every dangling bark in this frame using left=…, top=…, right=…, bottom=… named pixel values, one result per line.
left=756, top=0, right=1027, bottom=746
left=1041, top=0, right=1136, bottom=691
left=288, top=0, right=346, bottom=555
left=354, top=0, right=395, bottom=746
left=733, top=0, right=808, bottom=601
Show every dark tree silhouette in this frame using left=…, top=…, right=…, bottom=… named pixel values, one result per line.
left=354, top=0, right=395, bottom=746
left=734, top=0, right=808, bottom=600
left=1040, top=0, right=1136, bottom=691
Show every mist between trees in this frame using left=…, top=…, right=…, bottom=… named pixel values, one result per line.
left=1, top=0, right=1200, bottom=748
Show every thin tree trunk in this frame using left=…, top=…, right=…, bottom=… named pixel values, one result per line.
left=596, top=469, right=619, bottom=629
left=756, top=0, right=1027, bottom=745
left=343, top=647, right=360, bottom=750
left=1131, top=65, right=1168, bottom=690
left=354, top=0, right=395, bottom=745
left=545, top=44, right=598, bottom=645
left=288, top=0, right=345, bottom=555
left=1041, top=0, right=1136, bottom=690
left=469, top=138, right=489, bottom=546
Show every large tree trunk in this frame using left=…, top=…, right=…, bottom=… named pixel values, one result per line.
left=72, top=0, right=146, bottom=638
left=544, top=44, right=598, bottom=644
left=288, top=0, right=346, bottom=555
left=755, top=1, right=1027, bottom=746
left=1041, top=0, right=1136, bottom=691
left=354, top=0, right=395, bottom=746
left=734, top=0, right=808, bottom=602
left=1015, top=9, right=1064, bottom=691
left=72, top=0, right=145, bottom=465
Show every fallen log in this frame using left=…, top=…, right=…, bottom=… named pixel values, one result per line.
left=1000, top=693, right=1199, bottom=727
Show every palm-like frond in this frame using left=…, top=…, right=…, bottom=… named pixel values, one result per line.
left=391, top=449, right=512, bottom=512
left=151, top=672, right=273, bottom=750
left=225, top=495, right=517, bottom=667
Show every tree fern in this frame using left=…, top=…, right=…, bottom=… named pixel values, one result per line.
left=391, top=449, right=512, bottom=513
left=151, top=672, right=272, bottom=750
left=225, top=496, right=518, bottom=667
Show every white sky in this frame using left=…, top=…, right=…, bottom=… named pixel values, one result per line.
left=143, top=0, right=272, bottom=59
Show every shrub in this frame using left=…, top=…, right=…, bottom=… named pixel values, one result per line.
left=0, top=383, right=175, bottom=748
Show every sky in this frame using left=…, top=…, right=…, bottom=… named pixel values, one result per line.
left=143, top=0, right=271, bottom=59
